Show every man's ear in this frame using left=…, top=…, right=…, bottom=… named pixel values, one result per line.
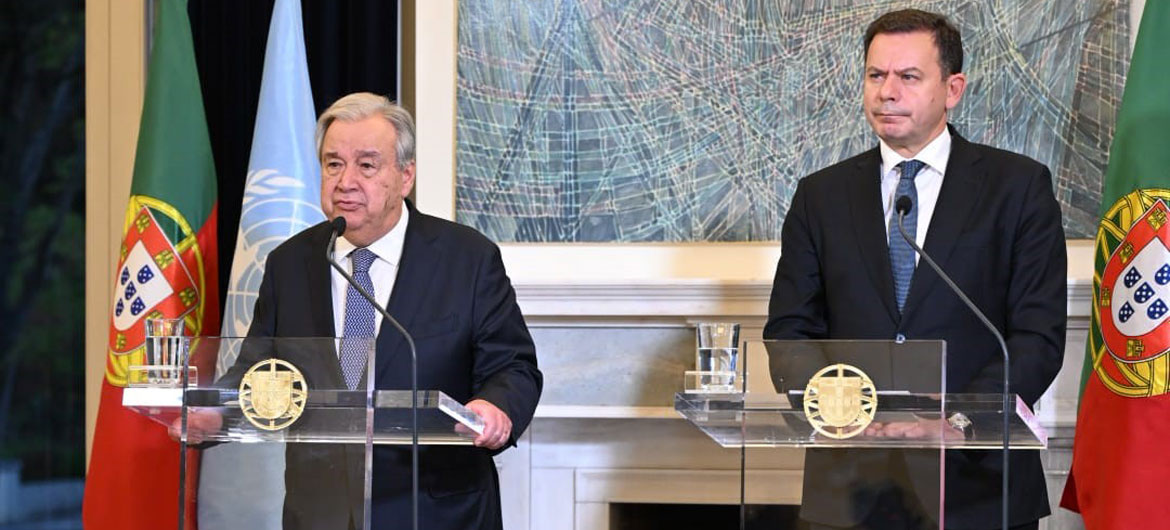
left=945, top=72, right=967, bottom=110
left=400, top=161, right=417, bottom=198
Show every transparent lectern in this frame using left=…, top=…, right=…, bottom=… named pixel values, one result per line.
left=122, top=337, right=484, bottom=529
left=675, top=340, right=1047, bottom=529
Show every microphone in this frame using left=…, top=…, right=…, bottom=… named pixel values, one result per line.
left=329, top=215, right=347, bottom=239
left=895, top=195, right=913, bottom=217
left=894, top=195, right=1011, bottom=530
left=326, top=217, right=420, bottom=530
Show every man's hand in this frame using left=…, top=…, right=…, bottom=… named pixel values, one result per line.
left=862, top=418, right=964, bottom=441
left=168, top=408, right=224, bottom=445
left=464, top=399, right=512, bottom=450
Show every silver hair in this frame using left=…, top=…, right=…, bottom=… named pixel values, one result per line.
left=315, top=92, right=416, bottom=170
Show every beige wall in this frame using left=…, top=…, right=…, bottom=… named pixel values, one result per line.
left=84, top=0, right=147, bottom=465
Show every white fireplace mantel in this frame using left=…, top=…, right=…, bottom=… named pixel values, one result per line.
left=515, top=278, right=1094, bottom=320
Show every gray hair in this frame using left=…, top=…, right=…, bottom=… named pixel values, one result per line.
left=315, top=92, right=416, bottom=170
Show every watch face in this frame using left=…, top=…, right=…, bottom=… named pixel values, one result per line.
left=947, top=413, right=972, bottom=438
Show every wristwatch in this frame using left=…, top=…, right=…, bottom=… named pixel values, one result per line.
left=947, top=412, right=974, bottom=439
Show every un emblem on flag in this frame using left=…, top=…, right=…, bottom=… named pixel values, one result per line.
left=1095, top=190, right=1170, bottom=397
left=803, top=363, right=877, bottom=440
left=240, top=359, right=308, bottom=431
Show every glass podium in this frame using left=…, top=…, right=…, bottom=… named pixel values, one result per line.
left=675, top=340, right=1047, bottom=529
left=121, top=337, right=484, bottom=529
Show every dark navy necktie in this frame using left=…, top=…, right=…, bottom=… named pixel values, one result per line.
left=888, top=159, right=925, bottom=312
left=340, top=248, right=376, bottom=390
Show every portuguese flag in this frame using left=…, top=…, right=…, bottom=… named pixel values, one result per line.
left=82, top=0, right=219, bottom=528
left=1060, top=3, right=1170, bottom=527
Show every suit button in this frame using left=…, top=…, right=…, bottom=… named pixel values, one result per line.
left=894, top=333, right=906, bottom=344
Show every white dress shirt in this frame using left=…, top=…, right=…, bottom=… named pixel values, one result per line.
left=880, top=127, right=952, bottom=264
left=330, top=205, right=409, bottom=345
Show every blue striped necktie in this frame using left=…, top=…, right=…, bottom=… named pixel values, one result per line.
left=888, top=159, right=925, bottom=312
left=340, top=248, right=377, bottom=390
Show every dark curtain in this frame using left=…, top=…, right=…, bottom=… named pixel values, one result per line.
left=187, top=0, right=400, bottom=306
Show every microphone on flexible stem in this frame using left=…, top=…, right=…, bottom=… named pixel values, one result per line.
left=326, top=216, right=419, bottom=530
left=894, top=196, right=1011, bottom=530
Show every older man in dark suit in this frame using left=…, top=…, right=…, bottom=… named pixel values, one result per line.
left=765, top=9, right=1066, bottom=530
left=235, top=92, right=542, bottom=529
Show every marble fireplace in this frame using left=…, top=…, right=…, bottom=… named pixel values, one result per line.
left=491, top=279, right=1089, bottom=530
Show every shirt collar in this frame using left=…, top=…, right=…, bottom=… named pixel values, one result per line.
left=878, top=126, right=952, bottom=178
left=334, top=204, right=410, bottom=268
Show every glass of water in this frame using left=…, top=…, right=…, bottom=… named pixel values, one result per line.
left=695, top=322, right=740, bottom=392
left=144, top=317, right=187, bottom=385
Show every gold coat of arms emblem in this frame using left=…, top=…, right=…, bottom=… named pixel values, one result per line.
left=240, top=359, right=308, bottom=431
left=803, top=363, right=877, bottom=439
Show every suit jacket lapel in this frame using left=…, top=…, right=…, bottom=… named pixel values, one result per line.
left=309, top=224, right=338, bottom=337
left=901, top=129, right=984, bottom=321
left=376, top=205, right=443, bottom=379
left=847, top=148, right=901, bottom=322
left=309, top=223, right=346, bottom=387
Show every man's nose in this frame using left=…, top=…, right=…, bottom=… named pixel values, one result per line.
left=878, top=76, right=899, bottom=100
left=335, top=163, right=359, bottom=189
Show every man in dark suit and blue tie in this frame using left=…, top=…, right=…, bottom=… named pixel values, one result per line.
left=765, top=9, right=1066, bottom=530
left=238, top=92, right=542, bottom=529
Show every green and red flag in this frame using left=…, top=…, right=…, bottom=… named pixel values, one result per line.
left=1060, top=3, right=1170, bottom=527
left=82, top=0, right=218, bottom=528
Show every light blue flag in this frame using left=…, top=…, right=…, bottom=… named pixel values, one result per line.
left=220, top=0, right=324, bottom=346
left=201, top=1, right=322, bottom=528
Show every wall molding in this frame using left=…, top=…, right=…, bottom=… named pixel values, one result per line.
left=517, top=278, right=1094, bottom=319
